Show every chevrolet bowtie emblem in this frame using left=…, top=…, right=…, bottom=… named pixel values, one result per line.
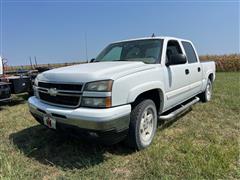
left=48, top=88, right=58, bottom=96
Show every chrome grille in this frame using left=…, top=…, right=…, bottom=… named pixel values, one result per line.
left=36, top=81, right=83, bottom=108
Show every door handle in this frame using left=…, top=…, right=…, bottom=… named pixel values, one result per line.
left=198, top=67, right=201, bottom=72
left=185, top=69, right=189, bottom=75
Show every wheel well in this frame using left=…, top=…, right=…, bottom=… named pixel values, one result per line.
left=132, top=89, right=163, bottom=114
left=209, top=73, right=214, bottom=82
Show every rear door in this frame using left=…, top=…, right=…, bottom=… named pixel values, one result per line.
left=181, top=41, right=202, bottom=95
left=163, top=40, right=192, bottom=111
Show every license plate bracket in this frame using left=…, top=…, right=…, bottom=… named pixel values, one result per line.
left=43, top=115, right=56, bottom=129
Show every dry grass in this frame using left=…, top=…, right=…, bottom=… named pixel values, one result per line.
left=0, top=72, right=239, bottom=179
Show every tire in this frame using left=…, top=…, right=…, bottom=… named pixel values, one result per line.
left=200, top=79, right=212, bottom=102
left=125, top=99, right=157, bottom=150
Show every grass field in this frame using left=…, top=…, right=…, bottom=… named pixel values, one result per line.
left=0, top=72, right=239, bottom=179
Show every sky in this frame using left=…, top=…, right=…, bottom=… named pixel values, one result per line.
left=0, top=0, right=239, bottom=66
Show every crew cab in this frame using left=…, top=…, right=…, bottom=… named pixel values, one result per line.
left=28, top=36, right=215, bottom=150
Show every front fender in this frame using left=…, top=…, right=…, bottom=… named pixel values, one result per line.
left=127, top=81, right=165, bottom=103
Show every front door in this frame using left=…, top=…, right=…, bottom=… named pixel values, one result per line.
left=163, top=40, right=192, bottom=111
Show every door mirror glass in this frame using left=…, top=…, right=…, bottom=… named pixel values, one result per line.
left=168, top=54, right=187, bottom=66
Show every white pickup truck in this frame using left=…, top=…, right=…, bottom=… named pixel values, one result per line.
left=28, top=36, right=215, bottom=150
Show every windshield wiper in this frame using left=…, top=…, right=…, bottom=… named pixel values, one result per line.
left=93, top=59, right=127, bottom=62
left=115, top=59, right=127, bottom=61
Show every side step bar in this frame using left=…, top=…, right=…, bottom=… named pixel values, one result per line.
left=0, top=97, right=12, bottom=102
left=159, top=97, right=200, bottom=121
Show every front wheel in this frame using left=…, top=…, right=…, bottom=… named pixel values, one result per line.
left=125, top=99, right=157, bottom=150
left=200, top=79, right=212, bottom=102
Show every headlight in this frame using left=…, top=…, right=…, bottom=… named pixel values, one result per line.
left=81, top=97, right=111, bottom=108
left=33, top=86, right=39, bottom=98
left=34, top=77, right=39, bottom=86
left=84, top=80, right=113, bottom=92
left=33, top=77, right=39, bottom=97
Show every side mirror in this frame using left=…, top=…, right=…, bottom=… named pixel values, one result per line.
left=168, top=54, right=187, bottom=65
left=90, top=58, right=95, bottom=63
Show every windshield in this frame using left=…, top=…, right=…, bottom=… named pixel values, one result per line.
left=95, top=39, right=163, bottom=64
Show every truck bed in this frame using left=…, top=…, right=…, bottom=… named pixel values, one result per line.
left=201, top=61, right=216, bottom=80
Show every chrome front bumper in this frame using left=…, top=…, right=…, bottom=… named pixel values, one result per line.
left=28, top=96, right=131, bottom=132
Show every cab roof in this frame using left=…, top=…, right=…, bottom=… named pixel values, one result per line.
left=112, top=36, right=191, bottom=44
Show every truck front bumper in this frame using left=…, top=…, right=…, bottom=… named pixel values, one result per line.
left=28, top=97, right=131, bottom=142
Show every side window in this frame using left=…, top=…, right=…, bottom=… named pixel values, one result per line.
left=182, top=41, right=198, bottom=63
left=101, top=46, right=122, bottom=61
left=166, top=40, right=183, bottom=65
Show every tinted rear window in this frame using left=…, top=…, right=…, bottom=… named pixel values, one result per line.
left=182, top=41, right=198, bottom=63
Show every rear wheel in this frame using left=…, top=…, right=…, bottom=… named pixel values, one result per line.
left=200, top=79, right=212, bottom=102
left=125, top=99, right=157, bottom=150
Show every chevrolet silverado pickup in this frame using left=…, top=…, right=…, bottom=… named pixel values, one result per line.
left=28, top=36, right=215, bottom=150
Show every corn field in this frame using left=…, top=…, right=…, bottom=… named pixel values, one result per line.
left=199, top=54, right=240, bottom=72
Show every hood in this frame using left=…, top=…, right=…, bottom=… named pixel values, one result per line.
left=37, top=61, right=155, bottom=83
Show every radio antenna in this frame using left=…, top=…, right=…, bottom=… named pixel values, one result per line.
left=0, top=0, right=3, bottom=56
left=84, top=32, right=88, bottom=62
